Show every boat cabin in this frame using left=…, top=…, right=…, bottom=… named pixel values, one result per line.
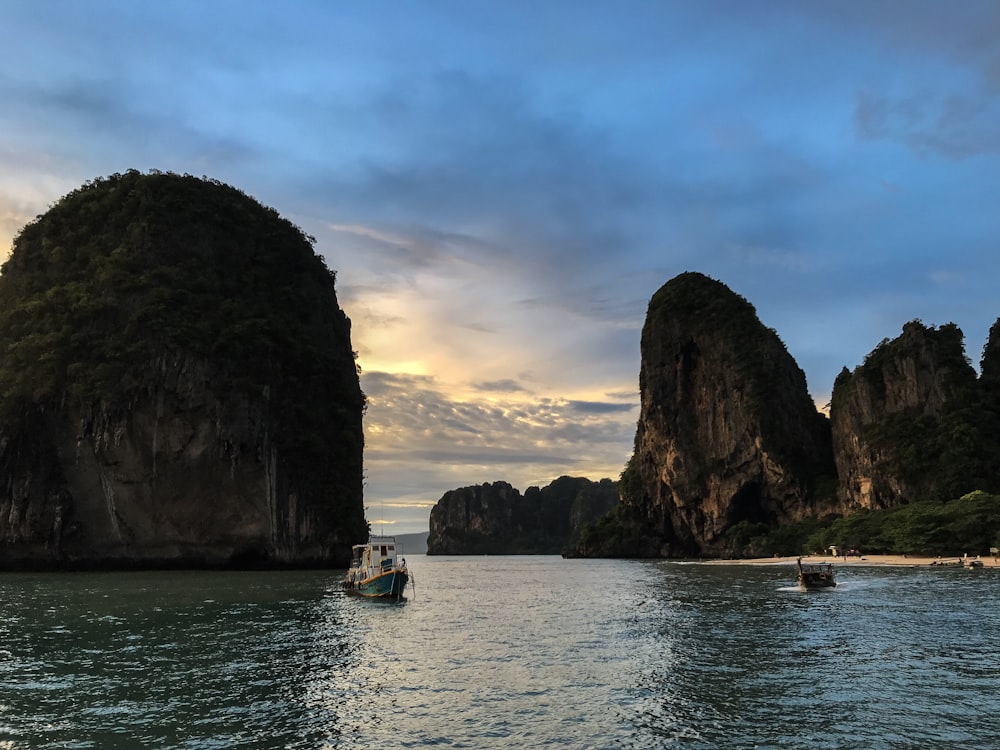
left=351, top=536, right=401, bottom=574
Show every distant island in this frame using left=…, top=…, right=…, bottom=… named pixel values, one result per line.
left=426, top=477, right=617, bottom=555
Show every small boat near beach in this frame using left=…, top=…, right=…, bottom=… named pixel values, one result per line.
left=342, top=535, right=410, bottom=599
left=796, top=557, right=836, bottom=589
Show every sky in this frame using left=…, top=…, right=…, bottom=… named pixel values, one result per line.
left=2, top=1, right=999, bottom=533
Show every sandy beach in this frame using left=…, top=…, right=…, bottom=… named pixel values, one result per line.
left=705, top=554, right=999, bottom=568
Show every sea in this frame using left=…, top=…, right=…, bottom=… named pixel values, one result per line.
left=1, top=556, right=998, bottom=749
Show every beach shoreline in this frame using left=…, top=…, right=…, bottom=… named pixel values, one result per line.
left=703, top=554, right=999, bottom=568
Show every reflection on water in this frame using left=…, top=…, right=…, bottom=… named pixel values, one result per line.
left=0, top=572, right=360, bottom=747
left=627, top=563, right=1000, bottom=749
left=1, top=559, right=998, bottom=748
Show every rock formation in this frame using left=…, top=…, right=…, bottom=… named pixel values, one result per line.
left=0, top=171, right=367, bottom=569
left=577, top=272, right=838, bottom=558
left=426, top=476, right=617, bottom=554
left=569, top=275, right=1000, bottom=560
left=830, top=320, right=1000, bottom=508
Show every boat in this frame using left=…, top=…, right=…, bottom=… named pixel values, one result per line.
left=796, top=557, right=836, bottom=589
left=963, top=555, right=984, bottom=569
left=342, top=535, right=410, bottom=599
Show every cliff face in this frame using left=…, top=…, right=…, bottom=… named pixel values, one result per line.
left=568, top=278, right=1000, bottom=560
left=620, top=272, right=837, bottom=557
left=0, top=171, right=367, bottom=568
left=426, top=476, right=617, bottom=554
left=830, top=320, right=1000, bottom=509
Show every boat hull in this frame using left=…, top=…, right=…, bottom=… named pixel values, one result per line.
left=346, top=569, right=409, bottom=598
left=797, top=573, right=836, bottom=589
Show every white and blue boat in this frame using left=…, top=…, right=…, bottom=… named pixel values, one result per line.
left=342, top=535, right=410, bottom=599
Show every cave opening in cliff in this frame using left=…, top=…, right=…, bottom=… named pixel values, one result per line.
left=728, top=481, right=767, bottom=525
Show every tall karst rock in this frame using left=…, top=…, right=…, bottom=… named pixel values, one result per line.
left=830, top=320, right=1000, bottom=509
left=0, top=171, right=367, bottom=569
left=586, top=272, right=837, bottom=558
left=426, top=477, right=618, bottom=554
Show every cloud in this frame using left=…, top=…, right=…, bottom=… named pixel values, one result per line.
left=472, top=379, right=527, bottom=394
left=566, top=400, right=637, bottom=415
left=367, top=447, right=577, bottom=467
left=327, top=221, right=499, bottom=282
left=855, top=91, right=1000, bottom=159
left=294, top=69, right=657, bottom=271
left=0, top=194, right=34, bottom=260
left=361, top=369, right=635, bottom=478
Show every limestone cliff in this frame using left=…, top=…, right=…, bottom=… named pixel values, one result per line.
left=568, top=275, right=1000, bottom=560
left=830, top=320, right=1000, bottom=508
left=0, top=171, right=367, bottom=568
left=426, top=476, right=617, bottom=554
left=588, top=272, right=837, bottom=558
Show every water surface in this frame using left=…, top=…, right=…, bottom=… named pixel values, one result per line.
left=1, top=557, right=997, bottom=748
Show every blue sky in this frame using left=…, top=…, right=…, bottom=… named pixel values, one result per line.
left=2, top=1, right=998, bottom=533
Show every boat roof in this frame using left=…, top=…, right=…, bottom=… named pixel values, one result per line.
left=352, top=535, right=398, bottom=550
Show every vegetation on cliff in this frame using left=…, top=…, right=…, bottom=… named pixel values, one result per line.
left=566, top=457, right=660, bottom=558
left=1, top=170, right=364, bottom=478
left=726, top=491, right=1000, bottom=558
left=831, top=320, right=1000, bottom=508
